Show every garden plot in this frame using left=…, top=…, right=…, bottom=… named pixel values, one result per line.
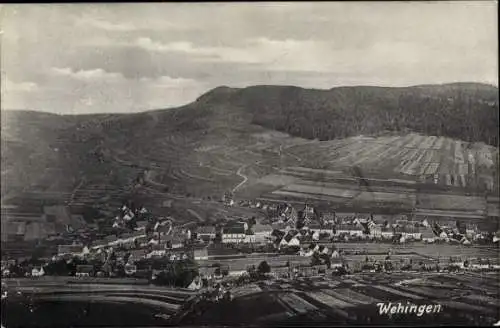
left=351, top=143, right=388, bottom=166
left=395, top=149, right=420, bottom=173
left=405, top=134, right=426, bottom=148
left=304, top=291, right=355, bottom=309
left=416, top=151, right=435, bottom=175
left=454, top=141, right=466, bottom=164
left=370, top=285, right=423, bottom=301
left=402, top=149, right=428, bottom=175
left=322, top=288, right=381, bottom=305
left=418, top=136, right=437, bottom=149
left=278, top=293, right=318, bottom=314
left=432, top=137, right=445, bottom=150
left=333, top=141, right=373, bottom=166
left=476, top=146, right=495, bottom=168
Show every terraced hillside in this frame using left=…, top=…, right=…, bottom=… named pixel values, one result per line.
left=1, top=84, right=498, bottom=221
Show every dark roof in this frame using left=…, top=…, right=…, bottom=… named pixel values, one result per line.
left=223, top=226, right=245, bottom=234
left=283, top=234, right=299, bottom=243
left=272, top=230, right=286, bottom=238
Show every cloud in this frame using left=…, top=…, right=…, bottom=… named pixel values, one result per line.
left=134, top=36, right=324, bottom=66
left=140, top=75, right=198, bottom=88
left=1, top=75, right=39, bottom=93
left=50, top=67, right=124, bottom=82
left=76, top=16, right=137, bottom=32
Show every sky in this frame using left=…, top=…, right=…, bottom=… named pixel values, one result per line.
left=0, top=2, right=498, bottom=114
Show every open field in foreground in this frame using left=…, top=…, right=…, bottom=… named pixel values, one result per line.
left=182, top=270, right=500, bottom=326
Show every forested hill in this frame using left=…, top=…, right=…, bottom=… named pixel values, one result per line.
left=196, top=83, right=499, bottom=146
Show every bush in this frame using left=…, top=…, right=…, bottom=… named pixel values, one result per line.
left=257, top=261, right=271, bottom=275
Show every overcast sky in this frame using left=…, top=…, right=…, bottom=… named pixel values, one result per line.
left=1, top=2, right=498, bottom=114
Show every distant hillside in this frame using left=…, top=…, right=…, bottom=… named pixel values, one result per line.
left=1, top=82, right=498, bottom=202
left=197, top=83, right=499, bottom=144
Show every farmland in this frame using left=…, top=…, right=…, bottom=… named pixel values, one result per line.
left=1, top=278, right=197, bottom=327
left=180, top=270, right=500, bottom=326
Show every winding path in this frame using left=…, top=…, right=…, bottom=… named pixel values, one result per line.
left=232, top=164, right=249, bottom=193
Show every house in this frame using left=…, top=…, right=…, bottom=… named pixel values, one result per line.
left=196, top=226, right=217, bottom=240
left=335, top=225, right=364, bottom=237
left=193, top=247, right=209, bottom=260
left=317, top=244, right=329, bottom=254
left=244, top=230, right=256, bottom=243
left=271, top=229, right=286, bottom=243
left=299, top=247, right=315, bottom=257
left=76, top=265, right=94, bottom=277
left=188, top=276, right=203, bottom=290
left=421, top=228, right=436, bottom=243
left=369, top=225, right=382, bottom=238
left=394, top=226, right=422, bottom=240
left=279, top=234, right=300, bottom=248
left=303, top=204, right=316, bottom=220
left=330, top=257, right=343, bottom=269
left=321, top=212, right=336, bottom=224
left=222, top=226, right=246, bottom=244
left=163, top=235, right=184, bottom=249
left=271, top=266, right=292, bottom=279
left=296, top=264, right=327, bottom=277
left=31, top=267, right=45, bottom=277
left=465, top=225, right=478, bottom=239
left=470, top=258, right=491, bottom=270
left=280, top=204, right=298, bottom=223
left=380, top=227, right=394, bottom=239
left=320, top=224, right=335, bottom=235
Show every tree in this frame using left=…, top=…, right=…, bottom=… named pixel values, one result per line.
left=311, top=253, right=322, bottom=266
left=257, top=261, right=271, bottom=275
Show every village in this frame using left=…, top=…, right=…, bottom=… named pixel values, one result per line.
left=2, top=193, right=499, bottom=291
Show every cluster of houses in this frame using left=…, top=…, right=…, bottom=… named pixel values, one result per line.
left=53, top=202, right=497, bottom=265
left=10, top=199, right=492, bottom=281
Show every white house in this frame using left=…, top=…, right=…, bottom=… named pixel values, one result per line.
left=380, top=228, right=394, bottom=239
left=196, top=226, right=217, bottom=241
left=335, top=225, right=364, bottom=237
left=193, top=248, right=209, bottom=260
left=279, top=234, right=300, bottom=248
left=369, top=225, right=382, bottom=239
left=244, top=231, right=256, bottom=243
left=299, top=248, right=314, bottom=257
left=31, top=267, right=45, bottom=277
left=222, top=226, right=246, bottom=244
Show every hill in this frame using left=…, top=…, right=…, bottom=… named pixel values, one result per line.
left=1, top=83, right=498, bottom=209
